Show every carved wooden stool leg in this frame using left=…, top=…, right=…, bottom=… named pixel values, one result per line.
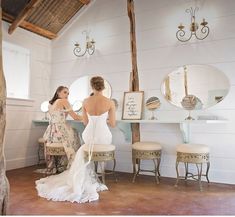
left=112, top=159, right=118, bottom=182
left=94, top=161, right=98, bottom=173
left=37, top=144, right=41, bottom=165
left=132, top=156, right=136, bottom=175
left=206, top=162, right=210, bottom=183
left=196, top=163, right=203, bottom=191
left=184, top=162, right=189, bottom=181
left=157, top=158, right=161, bottom=177
left=46, top=155, right=55, bottom=175
left=132, top=157, right=137, bottom=183
left=175, top=161, right=180, bottom=187
left=100, top=161, right=106, bottom=185
left=137, top=159, right=141, bottom=176
left=153, top=159, right=159, bottom=184
left=54, top=156, right=59, bottom=173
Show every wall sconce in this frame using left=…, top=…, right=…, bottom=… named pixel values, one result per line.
left=73, top=30, right=95, bottom=57
left=176, top=7, right=209, bottom=42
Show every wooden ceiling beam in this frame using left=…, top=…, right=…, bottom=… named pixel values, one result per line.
left=79, top=0, right=90, bottom=5
left=8, top=0, right=42, bottom=34
left=2, top=12, right=57, bottom=39
left=21, top=21, right=57, bottom=39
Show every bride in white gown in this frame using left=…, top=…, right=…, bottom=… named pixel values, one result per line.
left=36, top=76, right=116, bottom=203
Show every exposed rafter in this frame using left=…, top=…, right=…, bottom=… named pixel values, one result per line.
left=8, top=0, right=42, bottom=34
left=3, top=12, right=57, bottom=39
left=79, top=0, right=90, bottom=5
left=1, top=0, right=87, bottom=39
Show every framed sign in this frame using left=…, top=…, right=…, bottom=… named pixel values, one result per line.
left=122, top=91, right=144, bottom=120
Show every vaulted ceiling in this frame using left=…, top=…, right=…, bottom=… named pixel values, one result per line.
left=1, top=0, right=90, bottom=39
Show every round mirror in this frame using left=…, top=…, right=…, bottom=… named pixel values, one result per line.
left=68, top=76, right=112, bottom=110
left=40, top=101, right=49, bottom=120
left=145, top=96, right=161, bottom=120
left=72, top=100, right=83, bottom=112
left=161, top=65, right=230, bottom=109
left=40, top=101, right=49, bottom=112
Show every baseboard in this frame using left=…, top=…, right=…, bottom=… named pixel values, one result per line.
left=106, top=161, right=235, bottom=185
left=6, top=155, right=38, bottom=171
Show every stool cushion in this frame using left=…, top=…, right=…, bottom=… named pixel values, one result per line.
left=83, top=144, right=115, bottom=152
left=132, top=142, right=162, bottom=151
left=176, top=144, right=210, bottom=154
left=38, top=137, right=45, bottom=143
left=46, top=143, right=64, bottom=148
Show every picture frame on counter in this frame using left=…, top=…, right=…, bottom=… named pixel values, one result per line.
left=122, top=91, right=144, bottom=120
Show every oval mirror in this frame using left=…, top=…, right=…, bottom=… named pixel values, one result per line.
left=68, top=76, right=112, bottom=110
left=161, top=65, right=230, bottom=109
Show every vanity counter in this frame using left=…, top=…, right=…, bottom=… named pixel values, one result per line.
left=33, top=119, right=228, bottom=144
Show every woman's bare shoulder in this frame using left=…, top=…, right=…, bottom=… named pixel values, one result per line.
left=56, top=99, right=68, bottom=104
left=83, top=97, right=89, bottom=104
left=102, top=95, right=112, bottom=102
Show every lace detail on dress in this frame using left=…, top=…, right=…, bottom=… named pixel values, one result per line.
left=36, top=111, right=112, bottom=203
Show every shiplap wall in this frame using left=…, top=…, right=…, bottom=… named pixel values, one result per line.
left=50, top=0, right=235, bottom=184
left=3, top=21, right=51, bottom=170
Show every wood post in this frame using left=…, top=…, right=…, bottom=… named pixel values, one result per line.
left=79, top=0, right=90, bottom=5
left=0, top=8, right=10, bottom=215
left=3, top=12, right=57, bottom=40
left=8, top=0, right=42, bottom=34
left=127, top=0, right=140, bottom=144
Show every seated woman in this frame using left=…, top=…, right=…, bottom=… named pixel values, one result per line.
left=36, top=76, right=116, bottom=203
left=43, top=86, right=82, bottom=173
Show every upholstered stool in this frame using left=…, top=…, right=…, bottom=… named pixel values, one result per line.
left=132, top=142, right=162, bottom=184
left=45, top=143, right=66, bottom=174
left=175, top=143, right=210, bottom=191
left=38, top=137, right=45, bottom=165
left=83, top=144, right=117, bottom=185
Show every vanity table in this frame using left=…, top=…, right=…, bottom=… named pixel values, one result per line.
left=32, top=119, right=228, bottom=144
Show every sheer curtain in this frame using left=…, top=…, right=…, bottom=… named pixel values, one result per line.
left=2, top=41, right=30, bottom=99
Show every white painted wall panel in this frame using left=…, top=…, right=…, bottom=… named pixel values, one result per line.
left=48, top=0, right=235, bottom=184
left=2, top=22, right=50, bottom=170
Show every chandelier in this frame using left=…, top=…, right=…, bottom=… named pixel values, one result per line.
left=176, top=7, right=209, bottom=42
left=73, top=30, right=95, bottom=57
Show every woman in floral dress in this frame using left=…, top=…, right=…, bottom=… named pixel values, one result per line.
left=43, top=86, right=82, bottom=173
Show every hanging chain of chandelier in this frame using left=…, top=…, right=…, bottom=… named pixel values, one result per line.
left=73, top=30, right=95, bottom=57
left=176, top=7, right=209, bottom=42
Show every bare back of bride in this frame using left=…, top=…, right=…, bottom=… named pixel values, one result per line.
left=36, top=76, right=116, bottom=203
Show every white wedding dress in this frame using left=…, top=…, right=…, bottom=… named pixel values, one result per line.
left=36, top=111, right=112, bottom=203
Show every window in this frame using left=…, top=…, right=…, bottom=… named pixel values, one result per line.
left=2, top=41, right=30, bottom=99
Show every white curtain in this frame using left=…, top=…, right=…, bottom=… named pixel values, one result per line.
left=2, top=41, right=30, bottom=99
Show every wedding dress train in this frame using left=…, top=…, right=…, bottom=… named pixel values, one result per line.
left=36, top=111, right=112, bottom=203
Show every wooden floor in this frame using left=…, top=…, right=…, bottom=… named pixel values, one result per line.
left=6, top=165, right=235, bottom=215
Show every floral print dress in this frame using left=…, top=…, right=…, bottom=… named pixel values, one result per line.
left=43, top=106, right=80, bottom=173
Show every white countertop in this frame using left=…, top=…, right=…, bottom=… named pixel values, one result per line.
left=33, top=119, right=228, bottom=124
